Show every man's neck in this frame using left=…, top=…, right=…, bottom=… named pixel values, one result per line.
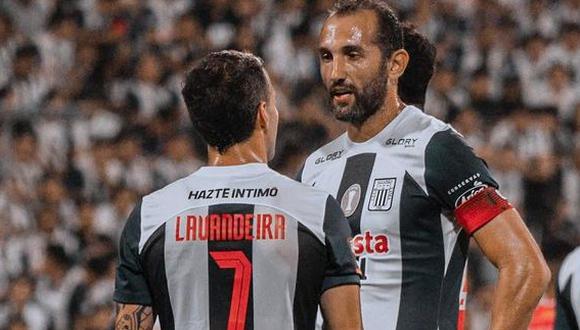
left=207, top=139, right=268, bottom=167
left=347, top=96, right=405, bottom=143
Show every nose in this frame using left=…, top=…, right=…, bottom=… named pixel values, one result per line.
left=330, top=56, right=346, bottom=83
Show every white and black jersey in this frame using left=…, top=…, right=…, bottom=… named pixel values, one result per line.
left=114, top=163, right=359, bottom=330
left=556, top=247, right=580, bottom=330
left=299, top=106, right=506, bottom=330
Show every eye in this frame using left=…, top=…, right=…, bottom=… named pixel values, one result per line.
left=347, top=51, right=361, bottom=60
left=320, top=51, right=332, bottom=62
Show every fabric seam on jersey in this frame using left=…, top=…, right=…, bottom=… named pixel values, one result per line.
left=139, top=223, right=165, bottom=262
left=297, top=222, right=327, bottom=250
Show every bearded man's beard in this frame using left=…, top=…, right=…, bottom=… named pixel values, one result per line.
left=328, top=70, right=388, bottom=125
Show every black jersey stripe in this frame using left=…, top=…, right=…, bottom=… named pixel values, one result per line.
left=207, top=204, right=254, bottom=330
left=555, top=277, right=579, bottom=330
left=397, top=172, right=445, bottom=330
left=437, top=231, right=468, bottom=330
left=141, top=224, right=175, bottom=330
left=293, top=222, right=326, bottom=329
left=336, top=153, right=376, bottom=235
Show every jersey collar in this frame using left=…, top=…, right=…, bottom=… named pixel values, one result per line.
left=343, top=105, right=418, bottom=147
left=193, top=163, right=271, bottom=177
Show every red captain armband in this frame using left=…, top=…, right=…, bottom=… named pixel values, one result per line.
left=453, top=187, right=513, bottom=235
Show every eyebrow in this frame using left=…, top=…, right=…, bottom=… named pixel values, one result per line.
left=342, top=45, right=364, bottom=53
left=318, top=44, right=364, bottom=53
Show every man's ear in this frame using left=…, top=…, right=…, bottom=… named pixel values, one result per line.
left=387, top=49, right=409, bottom=80
left=256, top=101, right=268, bottom=130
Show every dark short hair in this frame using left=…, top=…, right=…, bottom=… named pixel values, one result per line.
left=330, top=0, right=403, bottom=57
left=15, top=43, right=40, bottom=60
left=181, top=50, right=268, bottom=153
left=398, top=23, right=436, bottom=108
left=11, top=119, right=36, bottom=139
left=46, top=243, right=72, bottom=268
left=561, top=22, right=580, bottom=36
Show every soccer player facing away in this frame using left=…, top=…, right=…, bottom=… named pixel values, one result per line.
left=113, top=50, right=362, bottom=330
left=556, top=247, right=580, bottom=329
left=298, top=1, right=551, bottom=329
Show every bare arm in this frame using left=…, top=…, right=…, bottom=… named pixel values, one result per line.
left=115, top=303, right=156, bottom=330
left=473, top=208, right=551, bottom=330
left=320, top=284, right=362, bottom=330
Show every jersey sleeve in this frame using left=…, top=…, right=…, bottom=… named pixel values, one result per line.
left=555, top=250, right=580, bottom=329
left=555, top=276, right=579, bottom=330
left=425, top=129, right=509, bottom=235
left=321, top=195, right=361, bottom=292
left=113, top=200, right=153, bottom=305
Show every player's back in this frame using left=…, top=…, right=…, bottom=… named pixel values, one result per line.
left=114, top=163, right=359, bottom=330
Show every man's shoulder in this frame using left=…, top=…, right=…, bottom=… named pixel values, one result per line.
left=142, top=174, right=193, bottom=209
left=137, top=174, right=196, bottom=250
left=396, top=106, right=451, bottom=143
left=301, top=133, right=348, bottom=175
left=371, top=107, right=456, bottom=162
left=270, top=168, right=333, bottom=200
left=400, top=106, right=467, bottom=154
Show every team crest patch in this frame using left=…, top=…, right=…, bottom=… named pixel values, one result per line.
left=368, top=178, right=396, bottom=211
left=341, top=184, right=361, bottom=217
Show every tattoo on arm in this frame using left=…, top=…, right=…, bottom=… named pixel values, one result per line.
left=115, top=303, right=155, bottom=330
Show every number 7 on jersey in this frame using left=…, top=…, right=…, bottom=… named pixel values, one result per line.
left=209, top=251, right=252, bottom=330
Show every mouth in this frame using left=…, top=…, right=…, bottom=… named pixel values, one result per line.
left=330, top=89, right=355, bottom=104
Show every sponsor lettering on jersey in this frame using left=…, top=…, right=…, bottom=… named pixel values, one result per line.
left=315, top=150, right=344, bottom=165
left=352, top=230, right=389, bottom=256
left=454, top=183, right=488, bottom=207
left=385, top=137, right=417, bottom=148
left=175, top=213, right=286, bottom=241
left=188, top=187, right=278, bottom=200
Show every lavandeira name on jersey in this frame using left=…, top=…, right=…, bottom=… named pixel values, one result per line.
left=173, top=212, right=286, bottom=241
left=299, top=106, right=511, bottom=330
left=114, top=163, right=359, bottom=330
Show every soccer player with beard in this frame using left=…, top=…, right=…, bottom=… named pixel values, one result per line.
left=298, top=1, right=550, bottom=329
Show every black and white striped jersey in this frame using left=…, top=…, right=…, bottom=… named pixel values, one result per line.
left=114, top=163, right=359, bottom=330
left=556, top=247, right=580, bottom=330
left=299, top=106, right=502, bottom=330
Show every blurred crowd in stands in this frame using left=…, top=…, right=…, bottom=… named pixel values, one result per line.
left=0, top=0, right=578, bottom=329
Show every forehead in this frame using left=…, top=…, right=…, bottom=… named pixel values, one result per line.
left=320, top=10, right=379, bottom=48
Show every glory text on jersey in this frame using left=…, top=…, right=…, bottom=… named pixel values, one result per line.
left=187, top=187, right=279, bottom=200
left=175, top=213, right=286, bottom=242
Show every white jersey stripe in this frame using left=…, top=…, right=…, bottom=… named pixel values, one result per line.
left=252, top=204, right=299, bottom=330
left=165, top=206, right=210, bottom=329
